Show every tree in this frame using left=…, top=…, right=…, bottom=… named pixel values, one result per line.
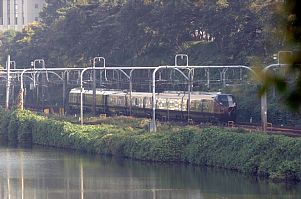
left=260, top=0, right=301, bottom=111
left=285, top=0, right=301, bottom=110
left=0, top=30, right=17, bottom=66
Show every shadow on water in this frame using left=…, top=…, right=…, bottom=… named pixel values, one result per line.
left=0, top=145, right=300, bottom=199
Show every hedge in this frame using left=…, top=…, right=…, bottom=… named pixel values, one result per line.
left=0, top=109, right=300, bottom=183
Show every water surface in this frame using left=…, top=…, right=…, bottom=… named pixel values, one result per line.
left=0, top=146, right=300, bottom=199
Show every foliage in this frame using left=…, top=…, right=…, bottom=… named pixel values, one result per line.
left=258, top=0, right=301, bottom=111
left=184, top=127, right=301, bottom=182
left=281, top=0, right=301, bottom=110
left=7, top=111, right=20, bottom=146
left=0, top=109, right=10, bottom=144
left=0, top=30, right=17, bottom=67
left=2, top=0, right=298, bottom=126
left=1, top=109, right=301, bottom=183
left=223, top=84, right=301, bottom=126
left=0, top=0, right=279, bottom=67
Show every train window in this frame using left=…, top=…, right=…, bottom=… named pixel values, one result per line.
left=117, top=97, right=123, bottom=106
left=198, top=103, right=202, bottom=111
left=132, top=97, right=143, bottom=107
left=199, top=99, right=213, bottom=113
left=161, top=100, right=167, bottom=108
left=70, top=93, right=78, bottom=103
left=190, top=100, right=197, bottom=111
left=202, top=100, right=209, bottom=112
left=143, top=97, right=152, bottom=109
left=76, top=94, right=80, bottom=104
left=110, top=96, right=118, bottom=106
left=86, top=94, right=93, bottom=105
left=96, top=95, right=102, bottom=105
left=69, top=94, right=74, bottom=103
left=169, top=99, right=181, bottom=110
left=217, top=95, right=236, bottom=107
left=143, top=98, right=147, bottom=108
left=228, top=95, right=236, bottom=107
left=131, top=98, right=135, bottom=106
left=157, top=98, right=163, bottom=109
left=217, top=95, right=228, bottom=106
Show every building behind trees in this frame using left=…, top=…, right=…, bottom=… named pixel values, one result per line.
left=0, top=0, right=46, bottom=31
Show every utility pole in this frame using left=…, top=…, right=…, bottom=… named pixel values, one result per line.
left=63, top=72, right=67, bottom=111
left=92, top=57, right=105, bottom=116
left=261, top=92, right=268, bottom=132
left=92, top=67, right=96, bottom=116
left=206, top=68, right=210, bottom=89
left=10, top=61, right=16, bottom=107
left=261, top=51, right=292, bottom=132
left=6, top=55, right=11, bottom=110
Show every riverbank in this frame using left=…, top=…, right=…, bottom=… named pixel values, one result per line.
left=1, top=109, right=300, bottom=183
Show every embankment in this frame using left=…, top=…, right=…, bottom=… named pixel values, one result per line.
left=0, top=109, right=300, bottom=182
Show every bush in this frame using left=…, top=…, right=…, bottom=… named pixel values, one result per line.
left=0, top=109, right=10, bottom=144
left=1, top=109, right=301, bottom=183
left=183, top=128, right=301, bottom=182
left=7, top=111, right=19, bottom=146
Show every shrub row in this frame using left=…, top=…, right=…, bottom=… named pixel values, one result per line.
left=0, top=109, right=301, bottom=182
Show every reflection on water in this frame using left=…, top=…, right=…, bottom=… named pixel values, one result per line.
left=0, top=146, right=300, bottom=199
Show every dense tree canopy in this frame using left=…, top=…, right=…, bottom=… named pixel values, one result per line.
left=257, top=0, right=301, bottom=111
left=280, top=0, right=301, bottom=110
left=0, top=0, right=300, bottom=118
left=0, top=0, right=281, bottom=67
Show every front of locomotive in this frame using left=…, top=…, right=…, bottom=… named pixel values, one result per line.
left=216, top=94, right=237, bottom=122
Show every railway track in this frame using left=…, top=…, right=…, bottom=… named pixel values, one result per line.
left=229, top=122, right=301, bottom=137
left=1, top=102, right=301, bottom=137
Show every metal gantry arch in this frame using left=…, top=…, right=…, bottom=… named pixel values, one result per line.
left=1, top=64, right=97, bottom=110
left=3, top=55, right=284, bottom=133
left=79, top=66, right=158, bottom=125
left=150, top=65, right=256, bottom=132
left=1, top=58, right=256, bottom=131
left=20, top=69, right=67, bottom=110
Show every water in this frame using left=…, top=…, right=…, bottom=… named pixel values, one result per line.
left=0, top=146, right=300, bottom=199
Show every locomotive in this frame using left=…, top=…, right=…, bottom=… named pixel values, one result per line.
left=68, top=88, right=236, bottom=123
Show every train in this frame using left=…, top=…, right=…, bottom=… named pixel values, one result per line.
left=68, top=88, right=237, bottom=123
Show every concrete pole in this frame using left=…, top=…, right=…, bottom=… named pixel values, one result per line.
left=6, top=55, right=11, bottom=110
left=260, top=63, right=288, bottom=132
left=223, top=68, right=228, bottom=87
left=63, top=71, right=67, bottom=110
left=152, top=67, right=160, bottom=132
left=92, top=68, right=96, bottom=116
left=187, top=69, right=193, bottom=122
left=148, top=70, right=151, bottom=92
left=129, top=69, right=134, bottom=116
left=41, top=73, right=46, bottom=109
left=92, top=57, right=106, bottom=116
left=261, top=92, right=267, bottom=132
left=20, top=70, right=28, bottom=110
left=206, top=68, right=210, bottom=89
left=80, top=68, right=90, bottom=125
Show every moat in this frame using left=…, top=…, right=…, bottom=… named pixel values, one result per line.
left=0, top=146, right=300, bottom=199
